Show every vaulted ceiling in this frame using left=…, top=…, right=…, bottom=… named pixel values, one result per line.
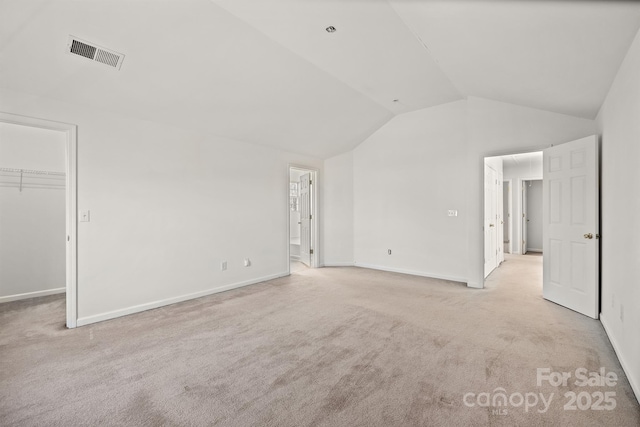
left=1, top=0, right=639, bottom=158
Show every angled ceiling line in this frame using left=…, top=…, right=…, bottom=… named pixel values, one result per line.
left=387, top=0, right=465, bottom=100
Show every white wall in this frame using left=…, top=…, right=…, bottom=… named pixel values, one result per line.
left=596, top=27, right=640, bottom=402
left=525, top=180, right=542, bottom=252
left=323, top=151, right=354, bottom=266
left=353, top=100, right=468, bottom=281
left=0, top=88, right=322, bottom=324
left=503, top=156, right=543, bottom=254
left=331, top=97, right=596, bottom=285
left=0, top=123, right=66, bottom=301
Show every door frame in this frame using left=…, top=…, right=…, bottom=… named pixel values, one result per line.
left=287, top=165, right=319, bottom=273
left=483, top=161, right=499, bottom=278
left=522, top=180, right=528, bottom=254
left=0, top=112, right=78, bottom=328
left=503, top=179, right=513, bottom=254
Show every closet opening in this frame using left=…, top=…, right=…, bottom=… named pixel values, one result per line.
left=0, top=113, right=77, bottom=328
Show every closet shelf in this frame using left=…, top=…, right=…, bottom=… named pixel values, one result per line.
left=0, top=167, right=65, bottom=176
left=0, top=167, right=66, bottom=192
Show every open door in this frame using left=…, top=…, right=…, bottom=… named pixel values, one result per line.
left=543, top=135, right=599, bottom=319
left=299, top=173, right=311, bottom=267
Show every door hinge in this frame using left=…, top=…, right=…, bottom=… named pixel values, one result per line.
left=309, top=179, right=312, bottom=185
left=309, top=214, right=312, bottom=220
left=310, top=249, right=314, bottom=255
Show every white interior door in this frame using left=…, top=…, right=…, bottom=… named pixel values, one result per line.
left=484, top=164, right=497, bottom=277
left=522, top=182, right=528, bottom=254
left=543, top=135, right=599, bottom=319
left=299, top=173, right=311, bottom=267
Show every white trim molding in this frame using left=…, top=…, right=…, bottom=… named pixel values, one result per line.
left=354, top=262, right=468, bottom=285
left=323, top=262, right=355, bottom=267
left=0, top=288, right=65, bottom=304
left=76, top=272, right=289, bottom=326
left=600, top=312, right=640, bottom=405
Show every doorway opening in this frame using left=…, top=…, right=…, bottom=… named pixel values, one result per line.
left=288, top=166, right=318, bottom=274
left=522, top=179, right=543, bottom=255
left=484, top=151, right=542, bottom=280
left=0, top=112, right=77, bottom=328
left=482, top=136, right=600, bottom=319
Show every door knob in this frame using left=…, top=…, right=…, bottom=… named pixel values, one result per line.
left=584, top=233, right=593, bottom=239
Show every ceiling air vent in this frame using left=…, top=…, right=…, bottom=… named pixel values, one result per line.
left=67, top=36, right=125, bottom=70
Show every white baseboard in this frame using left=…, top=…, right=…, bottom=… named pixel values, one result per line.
left=527, top=248, right=543, bottom=253
left=290, top=255, right=300, bottom=261
left=600, top=312, right=640, bottom=405
left=466, top=281, right=483, bottom=289
left=354, top=262, right=467, bottom=285
left=76, top=272, right=289, bottom=327
left=323, top=261, right=355, bottom=267
left=0, top=287, right=65, bottom=303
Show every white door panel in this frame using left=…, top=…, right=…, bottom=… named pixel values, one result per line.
left=299, top=173, right=311, bottom=267
left=543, top=135, right=599, bottom=319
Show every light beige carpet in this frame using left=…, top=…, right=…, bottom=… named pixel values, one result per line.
left=1, top=255, right=639, bottom=426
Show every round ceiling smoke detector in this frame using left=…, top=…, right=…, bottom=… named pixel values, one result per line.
left=325, top=26, right=337, bottom=33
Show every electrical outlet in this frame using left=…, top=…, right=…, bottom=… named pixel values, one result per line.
left=244, top=258, right=251, bottom=267
left=448, top=210, right=458, bottom=217
left=221, top=261, right=227, bottom=271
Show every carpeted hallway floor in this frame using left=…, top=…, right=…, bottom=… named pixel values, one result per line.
left=1, top=255, right=639, bottom=426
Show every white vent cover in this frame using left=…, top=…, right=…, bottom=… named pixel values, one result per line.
left=67, top=36, right=125, bottom=70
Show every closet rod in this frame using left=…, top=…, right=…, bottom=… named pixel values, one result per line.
left=0, top=167, right=65, bottom=176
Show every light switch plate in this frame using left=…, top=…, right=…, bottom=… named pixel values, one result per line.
left=80, top=210, right=90, bottom=222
